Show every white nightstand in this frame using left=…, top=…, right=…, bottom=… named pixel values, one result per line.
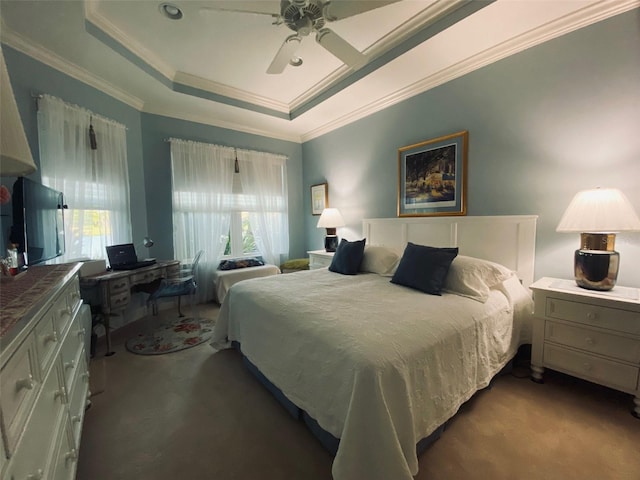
left=530, top=277, right=640, bottom=418
left=307, top=250, right=334, bottom=270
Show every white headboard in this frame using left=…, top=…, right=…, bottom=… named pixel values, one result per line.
left=362, top=215, right=538, bottom=288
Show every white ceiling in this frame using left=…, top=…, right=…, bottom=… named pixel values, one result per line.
left=1, top=0, right=637, bottom=143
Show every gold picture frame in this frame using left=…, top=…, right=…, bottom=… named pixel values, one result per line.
left=311, top=182, right=328, bottom=215
left=397, top=131, right=468, bottom=217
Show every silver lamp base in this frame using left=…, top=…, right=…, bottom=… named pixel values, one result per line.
left=574, top=249, right=619, bottom=291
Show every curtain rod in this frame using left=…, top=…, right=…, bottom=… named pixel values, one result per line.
left=31, top=92, right=128, bottom=130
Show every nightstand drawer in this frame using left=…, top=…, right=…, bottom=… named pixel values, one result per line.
left=544, top=344, right=639, bottom=392
left=546, top=298, right=640, bottom=335
left=545, top=321, right=640, bottom=364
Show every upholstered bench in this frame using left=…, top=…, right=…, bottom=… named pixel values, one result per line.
left=212, top=263, right=280, bottom=304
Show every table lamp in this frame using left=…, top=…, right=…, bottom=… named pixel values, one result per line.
left=317, top=208, right=345, bottom=252
left=556, top=187, right=640, bottom=291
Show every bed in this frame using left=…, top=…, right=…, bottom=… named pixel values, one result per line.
left=211, top=215, right=537, bottom=480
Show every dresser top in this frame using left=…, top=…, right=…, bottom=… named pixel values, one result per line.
left=0, top=263, right=81, bottom=340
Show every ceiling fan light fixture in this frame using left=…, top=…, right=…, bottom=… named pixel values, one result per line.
left=289, top=56, right=303, bottom=67
left=160, top=3, right=183, bottom=20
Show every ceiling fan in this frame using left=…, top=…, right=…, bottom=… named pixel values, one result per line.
left=201, top=0, right=400, bottom=74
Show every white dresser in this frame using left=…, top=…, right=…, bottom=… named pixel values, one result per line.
left=530, top=277, right=640, bottom=418
left=1, top=263, right=91, bottom=480
left=307, top=250, right=334, bottom=270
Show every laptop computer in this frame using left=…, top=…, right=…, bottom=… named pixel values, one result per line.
left=106, top=243, right=156, bottom=271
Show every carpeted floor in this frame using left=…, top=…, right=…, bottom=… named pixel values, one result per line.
left=77, top=303, right=640, bottom=480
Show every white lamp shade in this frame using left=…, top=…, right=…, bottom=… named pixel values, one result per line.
left=317, top=208, right=345, bottom=228
left=1, top=46, right=36, bottom=177
left=556, top=188, right=640, bottom=233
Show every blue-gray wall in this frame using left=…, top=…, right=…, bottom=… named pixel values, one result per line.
left=139, top=113, right=303, bottom=261
left=3, top=8, right=639, bottom=287
left=1, top=45, right=147, bottom=254
left=2, top=46, right=304, bottom=263
left=302, top=9, right=640, bottom=287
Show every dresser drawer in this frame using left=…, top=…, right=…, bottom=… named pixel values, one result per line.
left=34, top=312, right=60, bottom=374
left=5, top=361, right=67, bottom=479
left=545, top=297, right=640, bottom=335
left=64, top=280, right=82, bottom=316
left=544, top=343, right=639, bottom=392
left=59, top=326, right=84, bottom=393
left=68, top=356, right=90, bottom=447
left=545, top=321, right=640, bottom=364
left=50, top=421, right=77, bottom=480
left=0, top=332, right=39, bottom=454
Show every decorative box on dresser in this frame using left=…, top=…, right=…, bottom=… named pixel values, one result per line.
left=1, top=263, right=92, bottom=480
left=307, top=250, right=334, bottom=270
left=530, top=277, right=640, bottom=418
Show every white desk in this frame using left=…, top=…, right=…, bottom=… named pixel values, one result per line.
left=79, top=260, right=180, bottom=355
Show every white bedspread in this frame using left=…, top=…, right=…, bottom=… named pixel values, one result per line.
left=212, top=269, right=532, bottom=480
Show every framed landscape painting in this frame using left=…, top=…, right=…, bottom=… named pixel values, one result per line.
left=397, top=130, right=468, bottom=217
left=311, top=182, right=328, bottom=215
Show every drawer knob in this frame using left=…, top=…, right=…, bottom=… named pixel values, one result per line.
left=586, top=311, right=596, bottom=320
left=55, top=387, right=69, bottom=404
left=65, top=360, right=76, bottom=370
left=44, top=331, right=59, bottom=344
left=76, top=328, right=86, bottom=338
left=72, top=414, right=82, bottom=424
left=65, top=448, right=78, bottom=463
left=585, top=337, right=594, bottom=346
left=27, top=469, right=44, bottom=480
left=16, top=375, right=35, bottom=391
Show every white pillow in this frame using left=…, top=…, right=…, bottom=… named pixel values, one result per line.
left=443, top=255, right=514, bottom=302
left=360, top=245, right=401, bottom=276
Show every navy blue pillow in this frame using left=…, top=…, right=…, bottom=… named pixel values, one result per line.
left=391, top=243, right=458, bottom=295
left=328, top=238, right=366, bottom=275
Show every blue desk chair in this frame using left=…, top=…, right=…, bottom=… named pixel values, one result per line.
left=148, top=250, right=204, bottom=320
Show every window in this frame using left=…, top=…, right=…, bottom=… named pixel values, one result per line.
left=169, top=139, right=288, bottom=304
left=223, top=212, right=258, bottom=257
left=37, top=95, right=131, bottom=262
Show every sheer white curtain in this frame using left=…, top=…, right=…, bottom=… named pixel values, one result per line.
left=170, top=139, right=234, bottom=302
left=237, top=149, right=289, bottom=266
left=37, top=94, right=131, bottom=262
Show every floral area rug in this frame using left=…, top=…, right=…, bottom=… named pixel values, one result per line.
left=125, top=317, right=214, bottom=355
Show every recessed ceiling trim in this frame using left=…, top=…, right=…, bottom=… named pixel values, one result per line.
left=288, top=0, right=469, bottom=110
left=141, top=106, right=302, bottom=144
left=0, top=27, right=143, bottom=111
left=173, top=82, right=291, bottom=120
left=84, top=19, right=174, bottom=89
left=290, top=0, right=494, bottom=119
left=300, top=0, right=640, bottom=142
left=173, top=71, right=290, bottom=114
left=84, top=1, right=176, bottom=81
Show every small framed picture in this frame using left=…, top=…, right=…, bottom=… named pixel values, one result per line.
left=398, top=130, right=468, bottom=217
left=311, top=183, right=328, bottom=216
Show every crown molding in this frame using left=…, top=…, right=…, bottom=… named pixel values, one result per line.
left=301, top=0, right=640, bottom=142
left=173, top=71, right=290, bottom=114
left=0, top=26, right=144, bottom=111
left=141, top=105, right=302, bottom=144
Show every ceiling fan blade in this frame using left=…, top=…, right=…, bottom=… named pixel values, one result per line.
left=322, top=0, right=401, bottom=22
left=316, top=28, right=366, bottom=69
left=199, top=5, right=280, bottom=22
left=267, top=35, right=302, bottom=74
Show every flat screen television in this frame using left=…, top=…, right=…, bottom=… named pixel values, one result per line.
left=11, top=177, right=65, bottom=266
